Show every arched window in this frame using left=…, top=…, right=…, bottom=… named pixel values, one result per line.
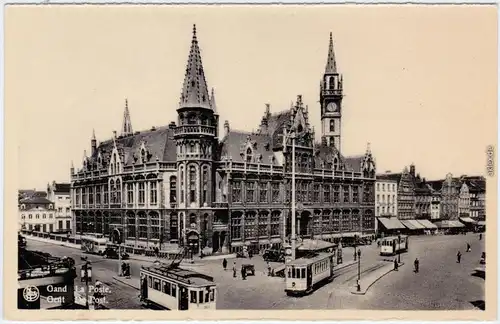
left=333, top=157, right=338, bottom=171
left=189, top=165, right=196, bottom=203
left=202, top=167, right=209, bottom=204
left=170, top=176, right=177, bottom=203
left=180, top=166, right=185, bottom=204
left=116, top=180, right=121, bottom=204
left=329, top=76, right=335, bottom=89
left=109, top=180, right=115, bottom=204
left=329, top=120, right=335, bottom=132
left=246, top=148, right=252, bottom=163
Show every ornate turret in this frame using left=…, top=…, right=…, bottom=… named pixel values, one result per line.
left=122, top=99, right=133, bottom=136
left=320, top=32, right=343, bottom=152
left=178, top=24, right=211, bottom=110
left=91, top=129, right=97, bottom=156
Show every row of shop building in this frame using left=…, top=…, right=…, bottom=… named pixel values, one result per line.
left=374, top=163, right=486, bottom=234
left=377, top=215, right=486, bottom=237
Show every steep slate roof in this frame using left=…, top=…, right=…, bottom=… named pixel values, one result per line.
left=220, top=130, right=276, bottom=164
left=178, top=24, right=212, bottom=110
left=89, top=126, right=177, bottom=167
left=376, top=173, right=402, bottom=183
left=343, top=155, right=365, bottom=172
left=52, top=183, right=70, bottom=193
left=20, top=197, right=52, bottom=205
left=264, top=110, right=293, bottom=149
left=425, top=180, right=443, bottom=191
left=376, top=173, right=399, bottom=182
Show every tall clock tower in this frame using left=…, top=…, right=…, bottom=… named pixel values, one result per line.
left=320, top=32, right=343, bottom=152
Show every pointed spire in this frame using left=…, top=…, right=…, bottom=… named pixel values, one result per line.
left=366, top=142, right=371, bottom=155
left=92, top=129, right=96, bottom=140
left=122, top=98, right=133, bottom=136
left=179, top=24, right=211, bottom=110
left=210, top=87, right=217, bottom=112
left=325, top=32, right=337, bottom=74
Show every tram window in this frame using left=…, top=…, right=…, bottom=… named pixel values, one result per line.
left=210, top=289, right=215, bottom=301
left=172, top=284, right=177, bottom=297
left=205, top=290, right=210, bottom=303
left=166, top=282, right=171, bottom=295
left=287, top=268, right=291, bottom=278
left=154, top=278, right=161, bottom=291
left=190, top=290, right=197, bottom=303
left=291, top=268, right=295, bottom=278
left=199, top=291, right=204, bottom=304
left=301, top=268, right=305, bottom=278
left=148, top=276, right=152, bottom=288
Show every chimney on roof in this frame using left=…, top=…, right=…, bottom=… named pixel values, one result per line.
left=224, top=120, right=230, bottom=137
left=386, top=170, right=391, bottom=173
left=410, top=163, right=416, bottom=177
left=113, top=130, right=117, bottom=139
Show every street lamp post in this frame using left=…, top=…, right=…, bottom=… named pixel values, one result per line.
left=357, top=249, right=361, bottom=292
left=398, top=234, right=401, bottom=264
left=81, top=257, right=92, bottom=309
left=283, top=128, right=297, bottom=261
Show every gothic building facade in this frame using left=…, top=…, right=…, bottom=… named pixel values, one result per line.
left=70, top=26, right=377, bottom=255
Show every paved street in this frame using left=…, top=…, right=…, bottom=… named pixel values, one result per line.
left=26, top=233, right=485, bottom=310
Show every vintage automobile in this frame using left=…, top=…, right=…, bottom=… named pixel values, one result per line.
left=103, top=246, right=130, bottom=260
left=262, top=249, right=285, bottom=262
left=242, top=264, right=256, bottom=276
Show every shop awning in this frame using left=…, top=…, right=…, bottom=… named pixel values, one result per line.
left=408, top=219, right=426, bottom=229
left=297, top=239, right=336, bottom=251
left=459, top=217, right=477, bottom=224
left=434, top=220, right=465, bottom=228
left=415, top=219, right=438, bottom=229
left=400, top=220, right=418, bottom=230
left=378, top=217, right=406, bottom=230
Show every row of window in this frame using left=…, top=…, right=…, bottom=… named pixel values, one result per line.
left=20, top=213, right=53, bottom=219
left=19, top=204, right=53, bottom=210
left=232, top=181, right=370, bottom=204
left=377, top=183, right=396, bottom=192
left=376, top=194, right=396, bottom=204
left=74, top=181, right=159, bottom=206
left=376, top=206, right=396, bottom=215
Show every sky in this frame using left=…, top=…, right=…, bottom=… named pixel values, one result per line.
left=5, top=5, right=497, bottom=190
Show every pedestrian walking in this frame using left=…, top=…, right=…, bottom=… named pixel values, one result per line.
left=241, top=267, right=246, bottom=280
left=232, top=262, right=237, bottom=278
left=222, top=258, right=228, bottom=271
left=414, top=258, right=419, bottom=273
left=394, top=258, right=399, bottom=271
left=457, top=251, right=462, bottom=263
left=267, top=262, right=272, bottom=276
left=479, top=233, right=483, bottom=240
left=466, top=243, right=471, bottom=252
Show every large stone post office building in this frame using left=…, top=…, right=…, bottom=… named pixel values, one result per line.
left=70, top=26, right=377, bottom=255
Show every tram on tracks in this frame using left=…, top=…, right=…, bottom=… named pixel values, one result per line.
left=284, top=252, right=335, bottom=296
left=139, top=251, right=217, bottom=310
left=80, top=234, right=108, bottom=255
left=379, top=235, right=408, bottom=256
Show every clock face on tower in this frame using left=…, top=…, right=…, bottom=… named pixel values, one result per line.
left=326, top=102, right=338, bottom=112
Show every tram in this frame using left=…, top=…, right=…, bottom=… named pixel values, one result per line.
left=139, top=259, right=217, bottom=310
left=80, top=234, right=108, bottom=255
left=284, top=252, right=335, bottom=296
left=379, top=235, right=408, bottom=256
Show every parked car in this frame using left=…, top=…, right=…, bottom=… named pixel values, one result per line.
left=236, top=251, right=247, bottom=258
left=480, top=252, right=485, bottom=264
left=242, top=264, right=255, bottom=276
left=103, top=247, right=129, bottom=260
left=263, top=249, right=285, bottom=262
